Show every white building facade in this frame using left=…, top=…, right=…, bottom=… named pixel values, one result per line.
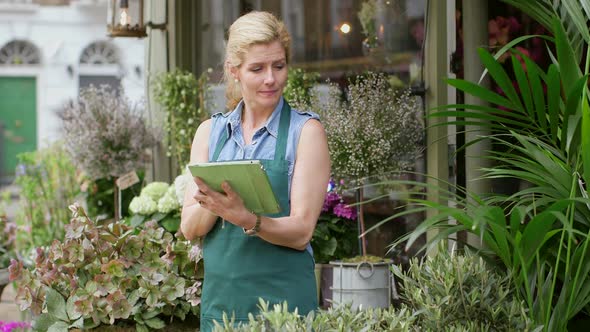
left=0, top=0, right=144, bottom=182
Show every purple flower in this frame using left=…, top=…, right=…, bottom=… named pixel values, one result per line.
left=333, top=203, right=357, bottom=220
left=0, top=321, right=31, bottom=332
left=322, top=192, right=341, bottom=212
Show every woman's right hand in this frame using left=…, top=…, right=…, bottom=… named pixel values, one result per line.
left=192, top=178, right=256, bottom=230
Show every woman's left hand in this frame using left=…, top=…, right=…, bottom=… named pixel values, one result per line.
left=193, top=177, right=253, bottom=228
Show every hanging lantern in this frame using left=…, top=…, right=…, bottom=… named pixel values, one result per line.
left=107, top=0, right=147, bottom=38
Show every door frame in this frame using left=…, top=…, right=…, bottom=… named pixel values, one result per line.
left=0, top=67, right=43, bottom=149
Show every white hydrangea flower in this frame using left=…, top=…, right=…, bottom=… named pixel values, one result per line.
left=129, top=195, right=157, bottom=215
left=158, top=191, right=180, bottom=214
left=141, top=182, right=170, bottom=201
left=174, top=172, right=190, bottom=204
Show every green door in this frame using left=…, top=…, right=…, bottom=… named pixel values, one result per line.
left=0, top=77, right=37, bottom=183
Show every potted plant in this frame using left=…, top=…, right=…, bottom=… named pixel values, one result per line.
left=58, top=86, right=159, bottom=220
left=311, top=180, right=358, bottom=307
left=316, top=72, right=423, bottom=309
left=9, top=204, right=202, bottom=332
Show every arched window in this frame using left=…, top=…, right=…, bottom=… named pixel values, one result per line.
left=79, top=41, right=120, bottom=65
left=78, top=41, right=121, bottom=92
left=0, top=40, right=41, bottom=65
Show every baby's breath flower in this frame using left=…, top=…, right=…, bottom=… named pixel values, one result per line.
left=317, top=72, right=424, bottom=185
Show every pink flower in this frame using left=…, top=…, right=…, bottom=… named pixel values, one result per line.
left=333, top=203, right=357, bottom=220
left=0, top=321, right=31, bottom=332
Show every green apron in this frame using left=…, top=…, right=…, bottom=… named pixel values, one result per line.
left=200, top=102, right=318, bottom=331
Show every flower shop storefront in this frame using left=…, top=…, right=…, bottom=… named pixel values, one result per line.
left=12, top=0, right=590, bottom=330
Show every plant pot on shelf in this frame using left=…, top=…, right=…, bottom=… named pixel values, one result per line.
left=330, top=259, right=394, bottom=310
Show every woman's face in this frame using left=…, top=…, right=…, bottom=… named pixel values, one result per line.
left=232, top=40, right=288, bottom=113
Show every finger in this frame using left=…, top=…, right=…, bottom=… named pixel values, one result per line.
left=194, top=177, right=210, bottom=194
left=221, top=181, right=234, bottom=196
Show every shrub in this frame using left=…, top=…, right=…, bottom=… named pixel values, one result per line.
left=13, top=144, right=81, bottom=256
left=213, top=249, right=537, bottom=331
left=213, top=300, right=416, bottom=332
left=153, top=70, right=211, bottom=173
left=394, top=248, right=535, bottom=331
left=9, top=204, right=202, bottom=332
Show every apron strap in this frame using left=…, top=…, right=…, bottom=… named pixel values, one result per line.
left=211, top=99, right=291, bottom=162
left=211, top=126, right=228, bottom=162
left=274, top=100, right=291, bottom=161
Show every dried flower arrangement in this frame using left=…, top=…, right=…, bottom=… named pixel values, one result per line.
left=58, top=86, right=158, bottom=181
left=58, top=86, right=159, bottom=219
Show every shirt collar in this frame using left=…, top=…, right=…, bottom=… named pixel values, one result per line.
left=226, top=97, right=284, bottom=139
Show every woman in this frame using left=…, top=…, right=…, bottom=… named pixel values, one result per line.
left=180, top=11, right=330, bottom=331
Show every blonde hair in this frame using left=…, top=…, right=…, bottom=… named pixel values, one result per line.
left=224, top=11, right=291, bottom=110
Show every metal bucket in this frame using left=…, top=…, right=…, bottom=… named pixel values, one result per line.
left=330, top=260, right=392, bottom=310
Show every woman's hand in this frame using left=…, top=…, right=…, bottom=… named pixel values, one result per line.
left=192, top=177, right=255, bottom=229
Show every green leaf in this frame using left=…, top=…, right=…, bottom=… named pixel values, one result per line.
left=553, top=17, right=582, bottom=94
left=446, top=79, right=515, bottom=110
left=511, top=53, right=534, bottom=119
left=478, top=48, right=524, bottom=113
left=144, top=317, right=166, bottom=329
left=546, top=64, right=562, bottom=142
left=142, top=309, right=162, bottom=320
left=66, top=295, right=81, bottom=321
left=33, top=313, right=57, bottom=331
left=45, top=287, right=69, bottom=322
left=160, top=216, right=180, bottom=232
left=321, top=237, right=338, bottom=256
left=582, top=96, right=590, bottom=187
left=69, top=317, right=84, bottom=329
left=47, top=321, right=69, bottom=332
left=150, top=212, right=168, bottom=222
left=136, top=323, right=150, bottom=332
left=524, top=56, right=547, bottom=130
left=130, top=214, right=146, bottom=227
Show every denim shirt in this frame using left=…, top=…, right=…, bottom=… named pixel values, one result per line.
left=208, top=97, right=320, bottom=198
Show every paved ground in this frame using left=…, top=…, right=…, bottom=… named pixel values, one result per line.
left=0, top=285, right=27, bottom=323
